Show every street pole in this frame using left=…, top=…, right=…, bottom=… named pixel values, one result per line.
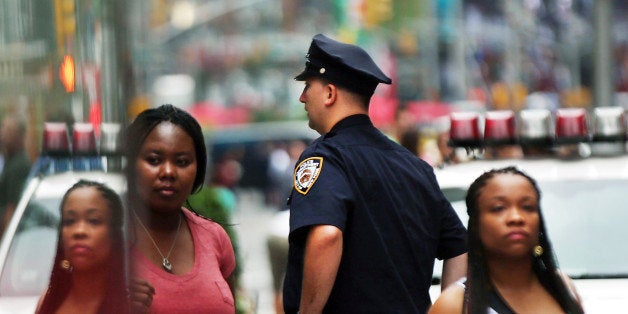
left=593, top=0, right=613, bottom=107
left=100, top=0, right=131, bottom=124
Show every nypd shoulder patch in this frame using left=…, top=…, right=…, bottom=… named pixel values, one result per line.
left=294, top=157, right=323, bottom=195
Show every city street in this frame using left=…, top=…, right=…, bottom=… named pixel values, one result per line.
left=1, top=1, right=626, bottom=313
left=232, top=189, right=280, bottom=314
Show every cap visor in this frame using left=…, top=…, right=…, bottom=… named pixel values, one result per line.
left=294, top=69, right=310, bottom=81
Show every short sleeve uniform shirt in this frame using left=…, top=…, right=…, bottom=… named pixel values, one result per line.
left=283, top=114, right=467, bottom=313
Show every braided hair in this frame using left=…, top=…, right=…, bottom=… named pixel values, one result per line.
left=38, top=180, right=129, bottom=314
left=463, top=166, right=583, bottom=314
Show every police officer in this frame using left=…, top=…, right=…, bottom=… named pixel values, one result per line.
left=283, top=34, right=468, bottom=313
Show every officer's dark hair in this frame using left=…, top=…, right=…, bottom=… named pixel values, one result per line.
left=463, top=166, right=583, bottom=314
left=124, top=104, right=207, bottom=195
left=344, top=89, right=371, bottom=109
left=316, top=77, right=371, bottom=109
left=39, top=180, right=129, bottom=314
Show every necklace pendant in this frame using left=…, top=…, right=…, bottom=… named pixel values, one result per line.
left=162, top=258, right=173, bottom=272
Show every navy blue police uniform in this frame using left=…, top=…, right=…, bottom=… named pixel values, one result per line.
left=283, top=34, right=467, bottom=314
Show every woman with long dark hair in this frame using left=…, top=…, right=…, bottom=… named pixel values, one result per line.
left=36, top=180, right=132, bottom=314
left=429, top=166, right=583, bottom=314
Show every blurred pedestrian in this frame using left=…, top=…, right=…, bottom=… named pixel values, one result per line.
left=267, top=140, right=307, bottom=209
left=0, top=114, right=32, bottom=237
left=266, top=139, right=307, bottom=314
left=125, top=104, right=236, bottom=313
left=429, top=167, right=583, bottom=314
left=211, top=154, right=243, bottom=213
left=283, top=34, right=468, bottom=313
left=267, top=209, right=290, bottom=314
left=36, top=180, right=144, bottom=314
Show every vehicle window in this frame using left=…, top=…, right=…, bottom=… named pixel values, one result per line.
left=541, top=180, right=628, bottom=278
left=441, top=187, right=467, bottom=205
left=0, top=198, right=60, bottom=296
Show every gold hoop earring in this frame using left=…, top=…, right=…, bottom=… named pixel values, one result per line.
left=533, top=245, right=543, bottom=257
left=60, top=259, right=73, bottom=272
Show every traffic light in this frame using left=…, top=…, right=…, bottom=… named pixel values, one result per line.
left=363, top=0, right=393, bottom=29
left=59, top=54, right=75, bottom=93
left=54, top=0, right=76, bottom=53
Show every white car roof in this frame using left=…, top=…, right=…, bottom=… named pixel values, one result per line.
left=434, top=155, right=628, bottom=189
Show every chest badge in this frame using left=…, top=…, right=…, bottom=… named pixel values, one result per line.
left=294, top=157, right=323, bottom=195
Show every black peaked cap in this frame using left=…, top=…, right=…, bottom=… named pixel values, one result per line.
left=295, top=34, right=392, bottom=96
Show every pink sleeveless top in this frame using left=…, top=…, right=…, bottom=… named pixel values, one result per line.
left=132, top=208, right=236, bottom=314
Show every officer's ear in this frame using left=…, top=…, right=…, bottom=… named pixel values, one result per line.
left=324, top=83, right=337, bottom=107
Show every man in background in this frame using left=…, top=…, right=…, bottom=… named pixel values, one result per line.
left=0, top=114, right=32, bottom=238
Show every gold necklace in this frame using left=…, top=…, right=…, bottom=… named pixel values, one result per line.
left=132, top=210, right=182, bottom=273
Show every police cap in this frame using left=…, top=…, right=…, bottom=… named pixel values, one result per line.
left=295, top=34, right=392, bottom=96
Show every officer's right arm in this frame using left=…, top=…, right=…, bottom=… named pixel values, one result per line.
left=441, top=252, right=467, bottom=291
left=299, top=224, right=343, bottom=314
left=427, top=282, right=464, bottom=314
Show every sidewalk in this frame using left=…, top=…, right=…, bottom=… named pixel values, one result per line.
left=232, top=190, right=279, bottom=314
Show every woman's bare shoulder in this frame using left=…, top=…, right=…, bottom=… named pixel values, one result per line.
left=428, top=282, right=465, bottom=314
left=35, top=288, right=47, bottom=313
left=557, top=269, right=583, bottom=304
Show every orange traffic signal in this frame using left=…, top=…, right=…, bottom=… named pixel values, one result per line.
left=59, top=54, right=75, bottom=93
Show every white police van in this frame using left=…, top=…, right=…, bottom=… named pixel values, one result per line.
left=0, top=122, right=125, bottom=314
left=429, top=106, right=628, bottom=313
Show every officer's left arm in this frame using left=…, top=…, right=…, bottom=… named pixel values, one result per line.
left=441, top=252, right=467, bottom=291
left=299, top=224, right=343, bottom=314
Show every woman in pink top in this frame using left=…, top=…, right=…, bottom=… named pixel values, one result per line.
left=125, top=104, right=236, bottom=313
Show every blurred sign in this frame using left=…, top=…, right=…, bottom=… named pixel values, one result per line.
left=152, top=74, right=195, bottom=108
left=405, top=100, right=452, bottom=123
left=187, top=102, right=251, bottom=128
